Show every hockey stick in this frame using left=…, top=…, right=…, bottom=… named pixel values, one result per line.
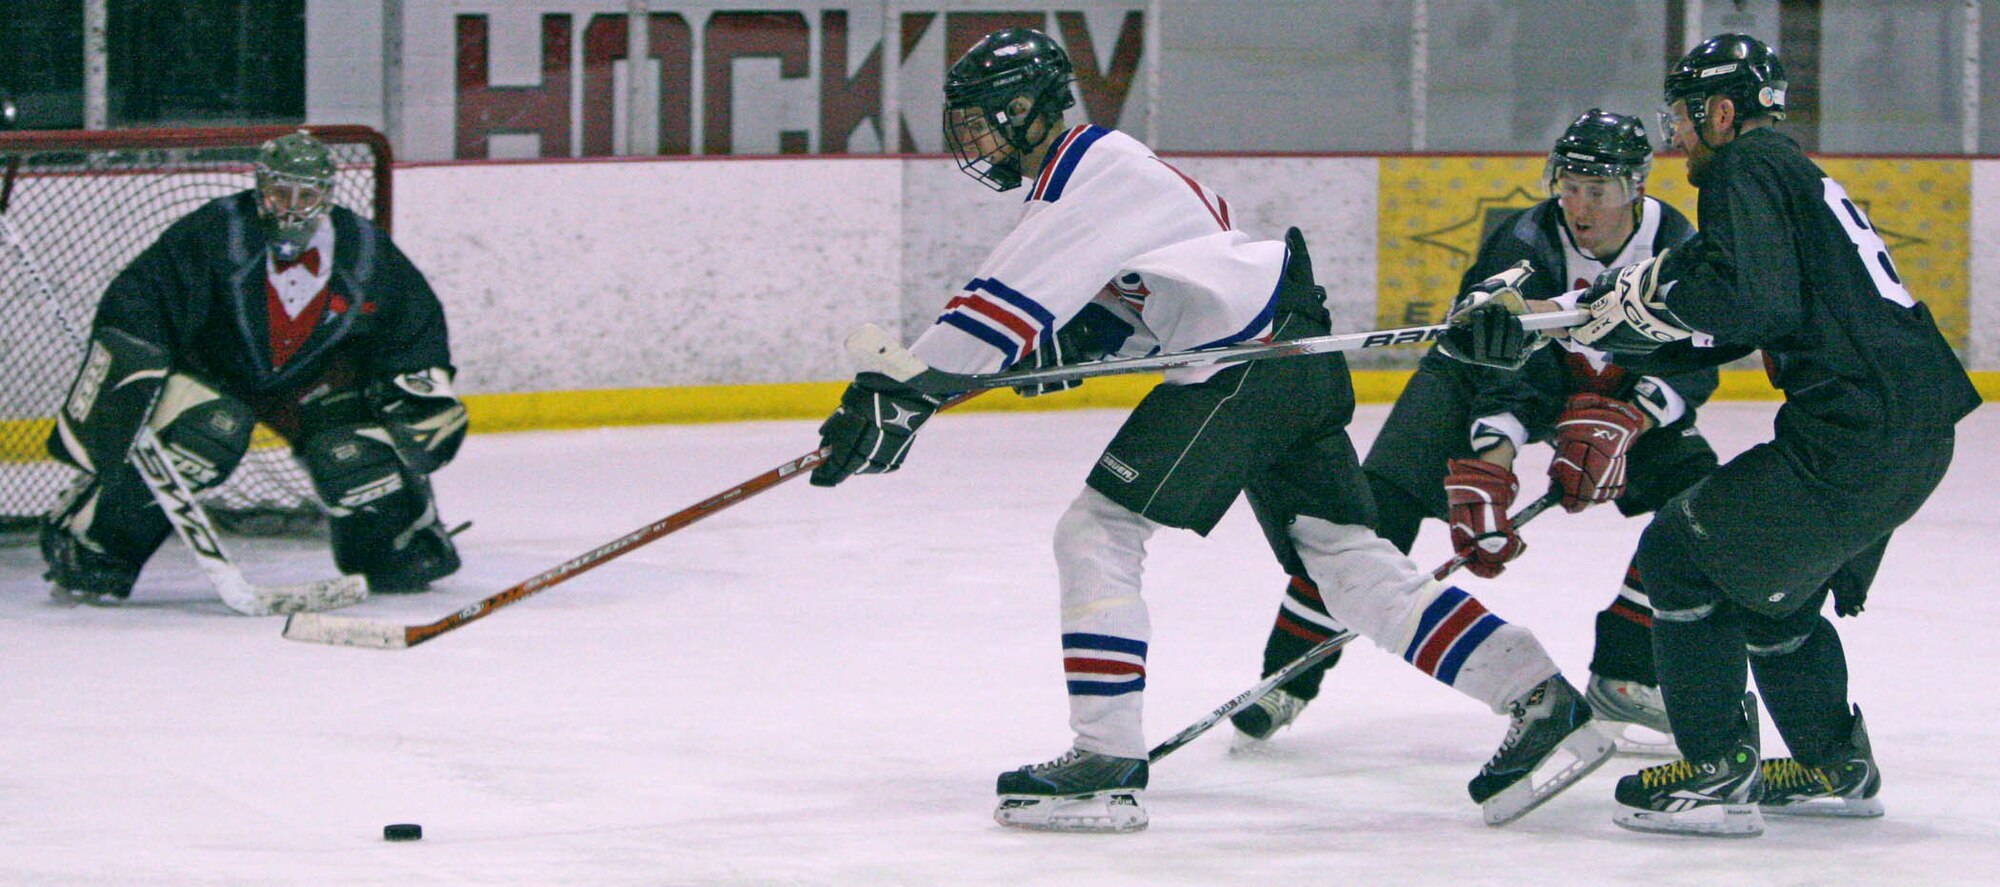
left=1431, top=488, right=1564, bottom=580
left=847, top=310, right=1589, bottom=396
left=1148, top=630, right=1358, bottom=762
left=131, top=426, right=369, bottom=616
left=1148, top=489, right=1565, bottom=762
left=283, top=392, right=983, bottom=648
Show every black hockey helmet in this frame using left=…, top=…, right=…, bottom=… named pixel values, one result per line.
left=1663, top=33, right=1787, bottom=137
left=1544, top=109, right=1652, bottom=202
left=944, top=27, right=1076, bottom=191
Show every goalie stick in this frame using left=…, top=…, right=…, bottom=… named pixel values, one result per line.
left=846, top=310, right=1589, bottom=396
left=131, top=425, right=369, bottom=616
left=283, top=392, right=983, bottom=648
left=1148, top=489, right=1563, bottom=763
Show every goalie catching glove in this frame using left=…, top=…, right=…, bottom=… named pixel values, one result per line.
left=1437, top=261, right=1549, bottom=371
left=1548, top=393, right=1647, bottom=513
left=810, top=373, right=943, bottom=487
left=1445, top=459, right=1526, bottom=578
left=1570, top=251, right=1695, bottom=354
left=368, top=367, right=468, bottom=474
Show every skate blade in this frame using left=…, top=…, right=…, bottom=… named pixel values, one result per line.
left=1761, top=795, right=1884, bottom=819
left=1483, top=724, right=1617, bottom=826
left=1615, top=803, right=1764, bottom=837
left=995, top=792, right=1148, bottom=833
left=48, top=585, right=120, bottom=608
left=1607, top=722, right=1679, bottom=758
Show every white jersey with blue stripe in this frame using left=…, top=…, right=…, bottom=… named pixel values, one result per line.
left=908, top=125, right=1286, bottom=385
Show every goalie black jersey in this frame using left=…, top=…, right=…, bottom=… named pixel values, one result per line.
left=1642, top=128, right=1979, bottom=442
left=89, top=190, right=451, bottom=400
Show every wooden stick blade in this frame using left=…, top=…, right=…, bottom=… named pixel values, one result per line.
left=282, top=611, right=412, bottom=649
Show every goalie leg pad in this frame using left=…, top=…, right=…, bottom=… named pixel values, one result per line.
left=47, top=327, right=169, bottom=475
left=297, top=425, right=459, bottom=590
left=149, top=375, right=255, bottom=491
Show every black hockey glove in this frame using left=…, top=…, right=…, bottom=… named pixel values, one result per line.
left=1014, top=302, right=1133, bottom=397
left=368, top=367, right=469, bottom=475
left=810, top=373, right=943, bottom=487
left=1436, top=260, right=1546, bottom=371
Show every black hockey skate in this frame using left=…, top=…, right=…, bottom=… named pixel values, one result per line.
left=994, top=748, right=1148, bottom=833
left=1759, top=705, right=1883, bottom=819
left=41, top=520, right=141, bottom=603
left=1469, top=674, right=1615, bottom=826
left=1614, top=693, right=1765, bottom=838
left=1230, top=687, right=1309, bottom=747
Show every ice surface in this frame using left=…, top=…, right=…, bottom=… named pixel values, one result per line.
left=3, top=403, right=1996, bottom=886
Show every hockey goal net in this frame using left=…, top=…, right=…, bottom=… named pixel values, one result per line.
left=0, top=124, right=393, bottom=533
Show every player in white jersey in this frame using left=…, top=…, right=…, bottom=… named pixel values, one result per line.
left=1233, top=111, right=1716, bottom=756
left=809, top=27, right=1611, bottom=832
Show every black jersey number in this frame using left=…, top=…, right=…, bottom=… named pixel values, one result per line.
left=1820, top=177, right=1915, bottom=308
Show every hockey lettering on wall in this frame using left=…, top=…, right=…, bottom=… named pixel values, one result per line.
left=448, top=3, right=1147, bottom=160
left=1374, top=156, right=1971, bottom=348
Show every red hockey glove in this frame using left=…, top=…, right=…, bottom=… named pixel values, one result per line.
left=1445, top=458, right=1525, bottom=578
left=1549, top=393, right=1647, bottom=513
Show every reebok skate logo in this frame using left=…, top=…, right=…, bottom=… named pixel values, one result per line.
left=1098, top=453, right=1139, bottom=483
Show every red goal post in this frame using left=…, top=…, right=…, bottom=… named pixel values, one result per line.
left=0, top=124, right=393, bottom=532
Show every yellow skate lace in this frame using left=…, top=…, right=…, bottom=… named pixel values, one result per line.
left=1760, top=758, right=1835, bottom=793
left=1638, top=759, right=1696, bottom=789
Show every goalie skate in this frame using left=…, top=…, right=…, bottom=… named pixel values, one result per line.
left=994, top=748, right=1148, bottom=833
left=1470, top=675, right=1616, bottom=826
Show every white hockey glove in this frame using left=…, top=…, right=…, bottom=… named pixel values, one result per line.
left=1570, top=252, right=1693, bottom=355
left=1436, top=260, right=1548, bottom=371
left=368, top=367, right=469, bottom=474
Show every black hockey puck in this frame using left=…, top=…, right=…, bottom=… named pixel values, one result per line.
left=383, top=823, right=423, bottom=841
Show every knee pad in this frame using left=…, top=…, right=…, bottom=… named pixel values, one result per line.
left=1745, top=611, right=1828, bottom=658
left=1053, top=487, right=1156, bottom=620
left=150, top=375, right=253, bottom=492
left=1634, top=508, right=1722, bottom=621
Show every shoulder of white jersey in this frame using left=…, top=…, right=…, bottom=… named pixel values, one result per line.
left=1630, top=198, right=1664, bottom=257
left=1646, top=195, right=1697, bottom=248
left=1026, top=124, right=1121, bottom=204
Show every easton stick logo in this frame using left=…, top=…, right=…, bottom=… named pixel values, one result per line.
left=1361, top=327, right=1446, bottom=348
left=455, top=602, right=486, bottom=620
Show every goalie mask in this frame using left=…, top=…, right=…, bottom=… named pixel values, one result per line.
left=1662, top=33, right=1787, bottom=140
left=255, top=130, right=336, bottom=261
left=944, top=27, right=1076, bottom=192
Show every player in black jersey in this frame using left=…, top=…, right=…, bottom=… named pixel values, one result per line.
left=41, top=130, right=467, bottom=600
left=1234, top=111, right=1715, bottom=755
left=1450, top=34, right=1981, bottom=837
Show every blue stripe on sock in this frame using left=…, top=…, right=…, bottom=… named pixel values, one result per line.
left=1068, top=677, right=1146, bottom=696
left=1434, top=613, right=1505, bottom=686
left=1061, top=632, right=1148, bottom=657
left=1405, top=587, right=1469, bottom=663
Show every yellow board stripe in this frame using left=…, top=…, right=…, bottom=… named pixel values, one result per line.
left=4, top=370, right=1992, bottom=462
